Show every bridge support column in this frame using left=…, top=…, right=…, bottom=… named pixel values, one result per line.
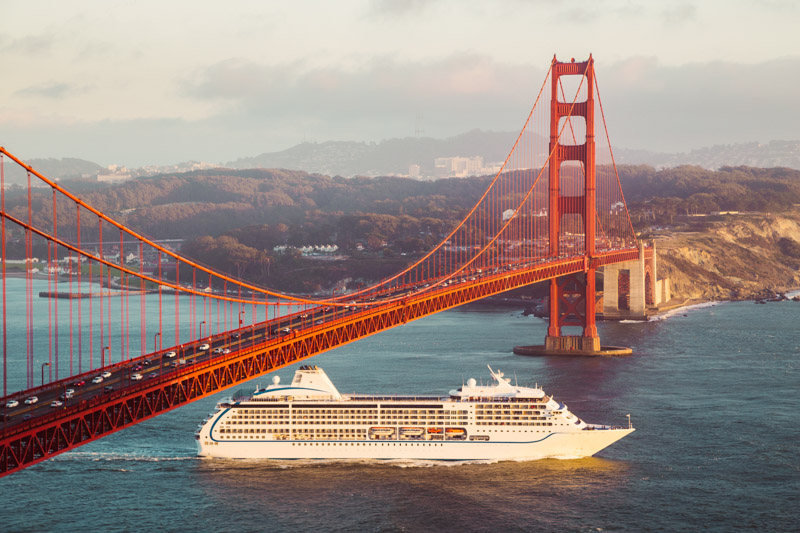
left=515, top=268, right=630, bottom=356
left=514, top=55, right=631, bottom=357
left=602, top=241, right=669, bottom=319
left=544, top=272, right=600, bottom=352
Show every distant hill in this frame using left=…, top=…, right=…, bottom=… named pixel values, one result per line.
left=227, top=133, right=800, bottom=177
left=2, top=157, right=103, bottom=185
left=8, top=134, right=800, bottom=184
left=614, top=140, right=800, bottom=170
left=225, top=130, right=535, bottom=177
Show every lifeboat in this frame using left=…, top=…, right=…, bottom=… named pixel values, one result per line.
left=445, top=427, right=465, bottom=435
left=427, top=427, right=442, bottom=434
left=400, top=427, right=425, bottom=436
left=369, top=427, right=395, bottom=436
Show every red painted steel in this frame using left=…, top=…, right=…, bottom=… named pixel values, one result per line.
left=0, top=57, right=642, bottom=476
left=547, top=55, right=599, bottom=342
left=0, top=250, right=639, bottom=476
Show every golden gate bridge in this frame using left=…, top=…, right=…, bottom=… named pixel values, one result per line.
left=0, top=56, right=645, bottom=476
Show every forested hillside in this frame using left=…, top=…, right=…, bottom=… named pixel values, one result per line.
left=619, top=165, right=800, bottom=223
left=7, top=164, right=800, bottom=293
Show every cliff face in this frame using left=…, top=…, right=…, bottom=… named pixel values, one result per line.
left=654, top=213, right=800, bottom=301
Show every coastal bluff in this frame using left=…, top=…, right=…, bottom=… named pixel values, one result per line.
left=653, top=213, right=800, bottom=301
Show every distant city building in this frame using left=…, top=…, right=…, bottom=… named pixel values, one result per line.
left=136, top=161, right=218, bottom=177
left=273, top=244, right=340, bottom=256
left=408, top=164, right=420, bottom=179
left=433, top=156, right=486, bottom=178
left=97, top=164, right=131, bottom=183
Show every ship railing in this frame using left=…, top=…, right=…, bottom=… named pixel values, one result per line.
left=583, top=424, right=626, bottom=431
left=347, top=395, right=446, bottom=402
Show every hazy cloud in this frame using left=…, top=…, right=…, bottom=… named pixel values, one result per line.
left=5, top=54, right=800, bottom=166
left=661, top=3, right=696, bottom=24
left=599, top=56, right=800, bottom=151
left=188, top=54, right=542, bottom=127
left=366, top=0, right=442, bottom=17
left=3, top=34, right=58, bottom=55
left=14, top=82, right=88, bottom=100
left=753, top=0, right=798, bottom=11
left=185, top=54, right=548, bottom=159
left=182, top=54, right=800, bottom=159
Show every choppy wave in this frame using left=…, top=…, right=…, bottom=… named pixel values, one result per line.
left=56, top=451, right=196, bottom=463
left=648, top=301, right=724, bottom=322
left=199, top=456, right=505, bottom=469
left=196, top=454, right=599, bottom=469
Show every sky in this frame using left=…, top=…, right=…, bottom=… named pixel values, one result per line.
left=1, top=0, right=798, bottom=167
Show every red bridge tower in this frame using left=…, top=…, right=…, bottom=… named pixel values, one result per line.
left=545, top=55, right=599, bottom=353
left=515, top=55, right=632, bottom=356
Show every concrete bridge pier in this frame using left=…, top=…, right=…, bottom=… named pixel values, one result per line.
left=513, top=271, right=634, bottom=357
left=602, top=242, right=670, bottom=320
left=514, top=241, right=669, bottom=357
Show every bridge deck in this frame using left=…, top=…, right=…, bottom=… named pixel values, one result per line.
left=0, top=249, right=638, bottom=476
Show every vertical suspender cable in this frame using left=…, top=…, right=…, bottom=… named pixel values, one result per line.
left=175, top=260, right=179, bottom=346
left=107, top=239, right=112, bottom=364
left=1, top=154, right=6, bottom=396
left=191, top=267, right=196, bottom=341
left=26, top=171, right=33, bottom=388
left=158, top=250, right=162, bottom=350
left=140, top=241, right=145, bottom=357
left=223, top=280, right=228, bottom=335
left=120, top=230, right=126, bottom=361
left=89, top=217, right=94, bottom=370
left=77, top=205, right=82, bottom=373
left=69, top=249, right=74, bottom=376
left=52, top=189, right=58, bottom=380
left=98, top=220, right=104, bottom=369
left=48, top=237, right=53, bottom=382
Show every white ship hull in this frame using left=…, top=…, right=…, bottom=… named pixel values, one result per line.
left=197, top=427, right=634, bottom=461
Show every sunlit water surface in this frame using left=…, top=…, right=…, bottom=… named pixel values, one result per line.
left=2, top=301, right=798, bottom=532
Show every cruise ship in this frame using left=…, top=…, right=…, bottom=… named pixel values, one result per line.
left=196, top=365, right=634, bottom=461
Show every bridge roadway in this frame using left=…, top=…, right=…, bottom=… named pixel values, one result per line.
left=0, top=250, right=640, bottom=475
left=0, top=300, right=341, bottom=430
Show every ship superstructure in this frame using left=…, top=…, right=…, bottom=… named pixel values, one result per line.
left=196, top=365, right=634, bottom=460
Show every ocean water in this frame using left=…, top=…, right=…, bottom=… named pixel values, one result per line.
left=1, top=300, right=798, bottom=532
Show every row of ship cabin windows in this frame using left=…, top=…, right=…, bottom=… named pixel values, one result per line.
left=283, top=435, right=553, bottom=445
left=216, top=428, right=367, bottom=438
left=224, top=418, right=469, bottom=425
left=235, top=408, right=471, bottom=415
left=219, top=427, right=362, bottom=434
left=217, top=426, right=557, bottom=435
left=227, top=415, right=469, bottom=422
left=222, top=419, right=554, bottom=428
left=291, top=442, right=446, bottom=447
left=233, top=408, right=541, bottom=417
left=224, top=415, right=546, bottom=424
